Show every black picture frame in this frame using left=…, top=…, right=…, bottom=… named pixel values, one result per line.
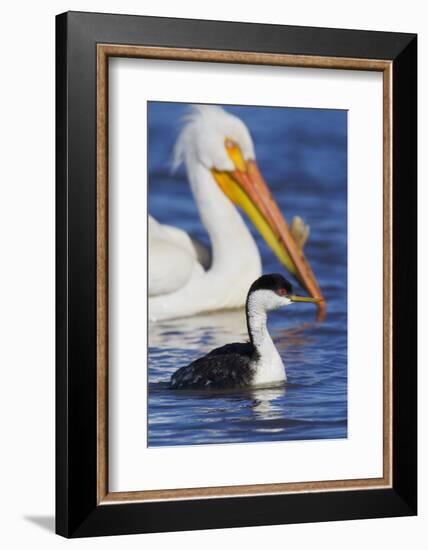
left=56, top=11, right=417, bottom=538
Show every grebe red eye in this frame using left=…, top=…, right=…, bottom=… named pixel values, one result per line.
left=278, top=288, right=286, bottom=296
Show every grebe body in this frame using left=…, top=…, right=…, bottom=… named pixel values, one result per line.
left=170, top=274, right=319, bottom=390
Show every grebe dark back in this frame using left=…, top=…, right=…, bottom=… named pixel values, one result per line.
left=170, top=274, right=320, bottom=390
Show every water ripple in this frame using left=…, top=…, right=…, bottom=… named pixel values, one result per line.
left=148, top=103, right=347, bottom=446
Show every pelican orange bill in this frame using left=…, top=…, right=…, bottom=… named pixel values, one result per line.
left=212, top=153, right=325, bottom=320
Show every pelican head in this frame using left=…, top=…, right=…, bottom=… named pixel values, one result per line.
left=173, top=105, right=255, bottom=172
left=173, top=105, right=325, bottom=317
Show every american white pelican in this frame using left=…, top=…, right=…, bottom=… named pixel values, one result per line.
left=170, top=274, right=320, bottom=389
left=149, top=105, right=324, bottom=321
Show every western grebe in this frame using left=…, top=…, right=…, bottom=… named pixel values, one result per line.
left=170, top=274, right=320, bottom=390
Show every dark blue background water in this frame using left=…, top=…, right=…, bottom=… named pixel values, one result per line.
left=148, top=102, right=347, bottom=447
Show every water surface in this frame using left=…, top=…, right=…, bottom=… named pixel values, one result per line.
left=148, top=102, right=347, bottom=446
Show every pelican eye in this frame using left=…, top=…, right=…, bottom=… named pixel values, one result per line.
left=224, top=137, right=246, bottom=172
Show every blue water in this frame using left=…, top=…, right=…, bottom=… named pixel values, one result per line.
left=148, top=102, right=347, bottom=447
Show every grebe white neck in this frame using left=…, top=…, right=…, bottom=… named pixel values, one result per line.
left=245, top=289, right=288, bottom=385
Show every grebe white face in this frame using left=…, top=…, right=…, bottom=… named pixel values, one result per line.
left=247, top=288, right=293, bottom=314
left=246, top=274, right=321, bottom=315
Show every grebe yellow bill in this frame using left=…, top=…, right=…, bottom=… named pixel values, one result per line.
left=170, top=274, right=320, bottom=390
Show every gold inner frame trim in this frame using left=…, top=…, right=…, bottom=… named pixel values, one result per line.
left=96, top=43, right=393, bottom=505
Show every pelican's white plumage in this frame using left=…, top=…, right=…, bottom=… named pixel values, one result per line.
left=148, top=215, right=206, bottom=297
left=149, top=106, right=261, bottom=321
left=149, top=105, right=325, bottom=321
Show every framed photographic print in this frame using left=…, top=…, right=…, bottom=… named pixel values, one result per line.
left=56, top=11, right=417, bottom=538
